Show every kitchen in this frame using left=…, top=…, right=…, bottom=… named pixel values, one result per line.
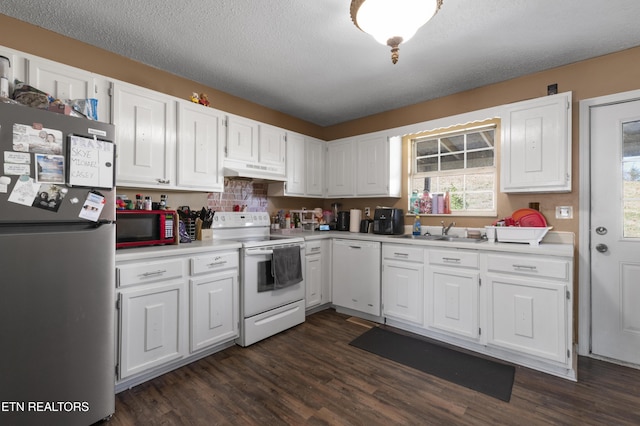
left=1, top=1, right=640, bottom=424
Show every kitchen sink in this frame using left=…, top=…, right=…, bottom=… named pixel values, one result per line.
left=393, top=234, right=486, bottom=243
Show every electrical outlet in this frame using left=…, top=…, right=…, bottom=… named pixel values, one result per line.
left=556, top=206, right=573, bottom=219
left=364, top=207, right=371, bottom=217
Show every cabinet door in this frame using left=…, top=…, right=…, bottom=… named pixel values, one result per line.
left=176, top=101, right=225, bottom=191
left=226, top=115, right=258, bottom=162
left=26, top=58, right=111, bottom=123
left=326, top=139, right=355, bottom=197
left=190, top=270, right=238, bottom=352
left=382, top=260, right=424, bottom=325
left=501, top=92, right=572, bottom=193
left=306, top=137, right=325, bottom=197
left=118, top=280, right=186, bottom=379
left=486, top=275, right=568, bottom=364
left=427, top=267, right=480, bottom=340
left=285, top=132, right=306, bottom=195
left=112, top=82, right=175, bottom=188
left=305, top=254, right=322, bottom=308
left=259, top=124, right=286, bottom=167
left=356, top=135, right=388, bottom=196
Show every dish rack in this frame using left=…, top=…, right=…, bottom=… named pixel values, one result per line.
left=290, top=210, right=319, bottom=231
left=486, top=226, right=553, bottom=246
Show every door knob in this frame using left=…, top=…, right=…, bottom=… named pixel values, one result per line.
left=595, top=243, right=608, bottom=253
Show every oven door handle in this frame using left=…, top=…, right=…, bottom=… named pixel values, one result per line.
left=245, top=249, right=274, bottom=256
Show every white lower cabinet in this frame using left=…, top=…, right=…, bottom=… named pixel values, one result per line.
left=382, top=244, right=424, bottom=325
left=426, top=248, right=480, bottom=341
left=484, top=252, right=571, bottom=365
left=380, top=242, right=575, bottom=380
left=305, top=240, right=323, bottom=309
left=189, top=251, right=239, bottom=352
left=116, top=248, right=239, bottom=388
left=118, top=279, right=186, bottom=380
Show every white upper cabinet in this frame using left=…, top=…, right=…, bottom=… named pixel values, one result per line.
left=326, top=134, right=401, bottom=198
left=259, top=124, right=286, bottom=168
left=226, top=114, right=258, bottom=162
left=112, top=81, right=176, bottom=188
left=268, top=134, right=325, bottom=198
left=26, top=57, right=112, bottom=123
left=305, top=137, right=325, bottom=197
left=176, top=100, right=225, bottom=192
left=284, top=132, right=306, bottom=195
left=326, top=138, right=356, bottom=197
left=224, top=115, right=286, bottom=179
left=501, top=92, right=572, bottom=193
left=356, top=135, right=389, bottom=196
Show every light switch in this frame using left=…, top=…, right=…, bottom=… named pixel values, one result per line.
left=555, top=206, right=573, bottom=219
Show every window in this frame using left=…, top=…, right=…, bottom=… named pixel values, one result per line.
left=409, top=122, right=497, bottom=216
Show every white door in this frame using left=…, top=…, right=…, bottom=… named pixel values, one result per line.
left=590, top=98, right=640, bottom=365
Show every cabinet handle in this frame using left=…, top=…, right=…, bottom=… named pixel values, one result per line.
left=310, top=247, right=321, bottom=252
left=442, top=257, right=461, bottom=263
left=393, top=252, right=409, bottom=257
left=513, top=264, right=537, bottom=271
left=207, top=261, right=228, bottom=267
left=349, top=246, right=362, bottom=249
left=141, top=269, right=166, bottom=277
left=156, top=178, right=170, bottom=184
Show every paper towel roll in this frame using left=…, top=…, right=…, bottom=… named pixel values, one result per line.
left=349, top=209, right=362, bottom=232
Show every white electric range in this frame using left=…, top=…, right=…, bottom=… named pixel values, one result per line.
left=211, top=212, right=305, bottom=346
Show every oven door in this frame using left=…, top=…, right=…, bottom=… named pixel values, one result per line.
left=242, top=244, right=305, bottom=318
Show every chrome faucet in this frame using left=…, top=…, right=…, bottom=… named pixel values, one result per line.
left=441, top=221, right=456, bottom=235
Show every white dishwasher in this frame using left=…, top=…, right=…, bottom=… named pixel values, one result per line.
left=332, top=239, right=381, bottom=316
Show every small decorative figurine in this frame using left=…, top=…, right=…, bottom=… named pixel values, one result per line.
left=190, top=92, right=199, bottom=103
left=198, top=93, right=210, bottom=107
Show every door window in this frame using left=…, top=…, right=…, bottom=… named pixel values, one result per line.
left=622, top=120, right=640, bottom=238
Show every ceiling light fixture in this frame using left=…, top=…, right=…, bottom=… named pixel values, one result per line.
left=350, top=0, right=443, bottom=64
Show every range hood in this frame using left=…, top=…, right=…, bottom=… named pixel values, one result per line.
left=223, top=164, right=287, bottom=182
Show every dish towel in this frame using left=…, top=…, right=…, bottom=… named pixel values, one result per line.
left=272, top=246, right=303, bottom=289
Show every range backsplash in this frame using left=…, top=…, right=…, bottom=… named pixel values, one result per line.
left=207, top=179, right=268, bottom=212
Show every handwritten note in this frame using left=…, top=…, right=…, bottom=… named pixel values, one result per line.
left=68, top=135, right=114, bottom=188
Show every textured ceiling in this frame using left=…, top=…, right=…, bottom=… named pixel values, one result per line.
left=2, top=0, right=640, bottom=126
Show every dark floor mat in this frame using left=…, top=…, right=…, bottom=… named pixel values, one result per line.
left=350, top=326, right=515, bottom=402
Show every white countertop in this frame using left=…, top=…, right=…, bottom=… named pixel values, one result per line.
left=116, top=229, right=574, bottom=261
left=115, top=239, right=242, bottom=262
left=279, top=230, right=575, bottom=257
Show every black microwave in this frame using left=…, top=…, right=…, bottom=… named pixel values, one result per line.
left=116, top=210, right=176, bottom=249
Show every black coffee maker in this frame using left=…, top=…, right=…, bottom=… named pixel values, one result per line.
left=373, top=208, right=404, bottom=235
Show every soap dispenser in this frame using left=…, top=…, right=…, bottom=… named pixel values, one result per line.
left=413, top=215, right=421, bottom=236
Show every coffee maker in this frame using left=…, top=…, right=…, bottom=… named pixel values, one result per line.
left=373, top=208, right=404, bottom=235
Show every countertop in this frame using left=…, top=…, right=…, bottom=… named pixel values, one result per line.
left=116, top=230, right=575, bottom=261
left=276, top=230, right=575, bottom=257
left=115, top=239, right=242, bottom=262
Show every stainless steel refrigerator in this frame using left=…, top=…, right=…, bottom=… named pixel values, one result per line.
left=0, top=102, right=116, bottom=425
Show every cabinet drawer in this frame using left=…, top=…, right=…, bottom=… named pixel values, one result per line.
left=429, top=249, right=479, bottom=269
left=383, top=244, right=424, bottom=262
left=306, top=240, right=322, bottom=255
left=117, top=258, right=184, bottom=287
left=191, top=251, right=238, bottom=275
left=486, top=253, right=569, bottom=281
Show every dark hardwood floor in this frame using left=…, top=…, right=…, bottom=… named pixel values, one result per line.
left=110, top=309, right=640, bottom=425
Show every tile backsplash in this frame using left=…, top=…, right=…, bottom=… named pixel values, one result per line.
left=207, top=178, right=268, bottom=212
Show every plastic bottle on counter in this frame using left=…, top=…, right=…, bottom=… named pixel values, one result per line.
left=144, top=196, right=152, bottom=211
left=159, top=194, right=167, bottom=210
left=413, top=215, right=421, bottom=236
left=285, top=213, right=291, bottom=229
left=135, top=194, right=143, bottom=210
